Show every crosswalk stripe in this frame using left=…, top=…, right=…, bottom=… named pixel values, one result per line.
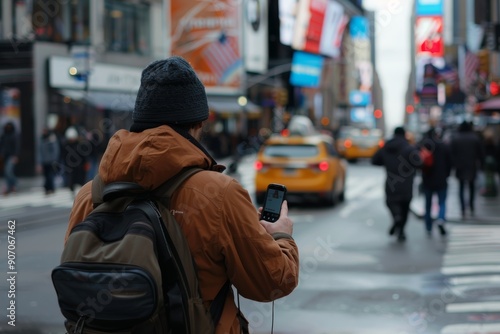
left=441, top=224, right=500, bottom=333
left=442, top=323, right=500, bottom=333
left=442, top=264, right=500, bottom=275
left=444, top=253, right=500, bottom=266
left=447, top=302, right=500, bottom=313
left=448, top=275, right=500, bottom=285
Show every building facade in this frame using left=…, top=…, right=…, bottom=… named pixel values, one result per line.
left=1, top=0, right=164, bottom=176
left=0, top=0, right=379, bottom=176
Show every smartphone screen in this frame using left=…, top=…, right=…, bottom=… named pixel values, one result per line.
left=261, top=184, right=287, bottom=222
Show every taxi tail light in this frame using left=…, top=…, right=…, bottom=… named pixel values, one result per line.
left=344, top=139, right=352, bottom=148
left=254, top=161, right=270, bottom=171
left=378, top=140, right=384, bottom=148
left=254, top=161, right=263, bottom=171
left=310, top=161, right=329, bottom=171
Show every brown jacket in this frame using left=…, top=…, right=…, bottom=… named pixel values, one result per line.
left=66, top=125, right=300, bottom=333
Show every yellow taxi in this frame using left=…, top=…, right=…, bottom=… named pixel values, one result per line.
left=335, top=126, right=384, bottom=162
left=254, top=132, right=347, bottom=206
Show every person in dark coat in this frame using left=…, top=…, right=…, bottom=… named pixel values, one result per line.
left=450, top=121, right=484, bottom=218
left=372, top=126, right=422, bottom=242
left=62, top=126, right=87, bottom=196
left=0, top=122, right=20, bottom=195
left=419, top=128, right=452, bottom=237
left=38, top=127, right=61, bottom=195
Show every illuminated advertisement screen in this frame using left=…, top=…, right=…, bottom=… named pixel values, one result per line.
left=170, top=0, right=243, bottom=94
left=290, top=51, right=324, bottom=88
left=416, top=0, right=444, bottom=16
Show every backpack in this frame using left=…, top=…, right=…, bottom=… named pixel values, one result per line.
left=420, top=146, right=434, bottom=170
left=51, top=167, right=230, bottom=334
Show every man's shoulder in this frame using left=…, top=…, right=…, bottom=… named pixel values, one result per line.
left=188, top=169, right=239, bottom=192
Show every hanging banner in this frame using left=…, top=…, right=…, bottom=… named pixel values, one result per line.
left=170, top=0, right=243, bottom=94
left=244, top=0, right=268, bottom=73
left=292, top=0, right=346, bottom=58
left=415, top=16, right=444, bottom=57
left=279, top=0, right=298, bottom=46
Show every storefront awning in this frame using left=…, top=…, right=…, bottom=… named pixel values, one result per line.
left=59, top=90, right=262, bottom=115
left=208, top=96, right=261, bottom=115
left=476, top=97, right=500, bottom=112
left=58, top=89, right=136, bottom=112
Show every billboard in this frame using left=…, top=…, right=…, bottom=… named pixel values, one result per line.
left=290, top=51, right=324, bottom=88
left=349, top=15, right=369, bottom=39
left=349, top=16, right=373, bottom=100
left=415, top=0, right=444, bottom=16
left=170, top=0, right=243, bottom=94
left=415, top=16, right=444, bottom=57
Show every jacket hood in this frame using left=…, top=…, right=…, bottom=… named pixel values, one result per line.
left=98, top=125, right=215, bottom=189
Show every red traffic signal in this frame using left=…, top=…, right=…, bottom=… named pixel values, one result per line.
left=490, top=82, right=500, bottom=96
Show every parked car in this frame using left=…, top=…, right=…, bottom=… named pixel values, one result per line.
left=335, top=126, right=384, bottom=162
left=254, top=132, right=347, bottom=206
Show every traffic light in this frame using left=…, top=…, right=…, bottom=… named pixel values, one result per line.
left=490, top=81, right=500, bottom=96
left=374, top=109, right=383, bottom=119
left=478, top=49, right=490, bottom=75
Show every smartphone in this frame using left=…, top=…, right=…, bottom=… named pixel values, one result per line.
left=261, top=183, right=287, bottom=222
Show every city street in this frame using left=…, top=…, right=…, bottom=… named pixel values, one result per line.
left=1, top=155, right=500, bottom=334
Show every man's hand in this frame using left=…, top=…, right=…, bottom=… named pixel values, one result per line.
left=259, top=200, right=293, bottom=236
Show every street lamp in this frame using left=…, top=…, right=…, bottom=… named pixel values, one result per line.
left=238, top=95, right=248, bottom=138
left=68, top=45, right=94, bottom=117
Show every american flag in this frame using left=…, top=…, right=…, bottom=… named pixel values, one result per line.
left=438, top=65, right=459, bottom=86
left=460, top=45, right=479, bottom=93
left=203, top=32, right=240, bottom=84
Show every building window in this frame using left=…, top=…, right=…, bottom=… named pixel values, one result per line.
left=104, top=1, right=150, bottom=55
left=32, top=0, right=89, bottom=43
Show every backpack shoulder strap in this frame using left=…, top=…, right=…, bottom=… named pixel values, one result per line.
left=91, top=175, right=148, bottom=213
left=151, top=167, right=204, bottom=203
left=152, top=167, right=231, bottom=327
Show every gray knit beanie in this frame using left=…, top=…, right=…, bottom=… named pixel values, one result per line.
left=131, top=56, right=209, bottom=131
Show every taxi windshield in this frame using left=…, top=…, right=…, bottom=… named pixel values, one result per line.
left=263, top=144, right=319, bottom=158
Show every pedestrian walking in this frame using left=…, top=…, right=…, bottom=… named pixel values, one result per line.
left=372, top=126, right=422, bottom=242
left=65, top=56, right=299, bottom=333
left=62, top=125, right=87, bottom=196
left=418, top=128, right=452, bottom=237
left=0, top=121, right=20, bottom=195
left=450, top=121, right=484, bottom=218
left=38, top=127, right=61, bottom=195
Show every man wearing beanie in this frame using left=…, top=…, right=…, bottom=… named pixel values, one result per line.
left=372, top=126, right=422, bottom=242
left=64, top=56, right=299, bottom=333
